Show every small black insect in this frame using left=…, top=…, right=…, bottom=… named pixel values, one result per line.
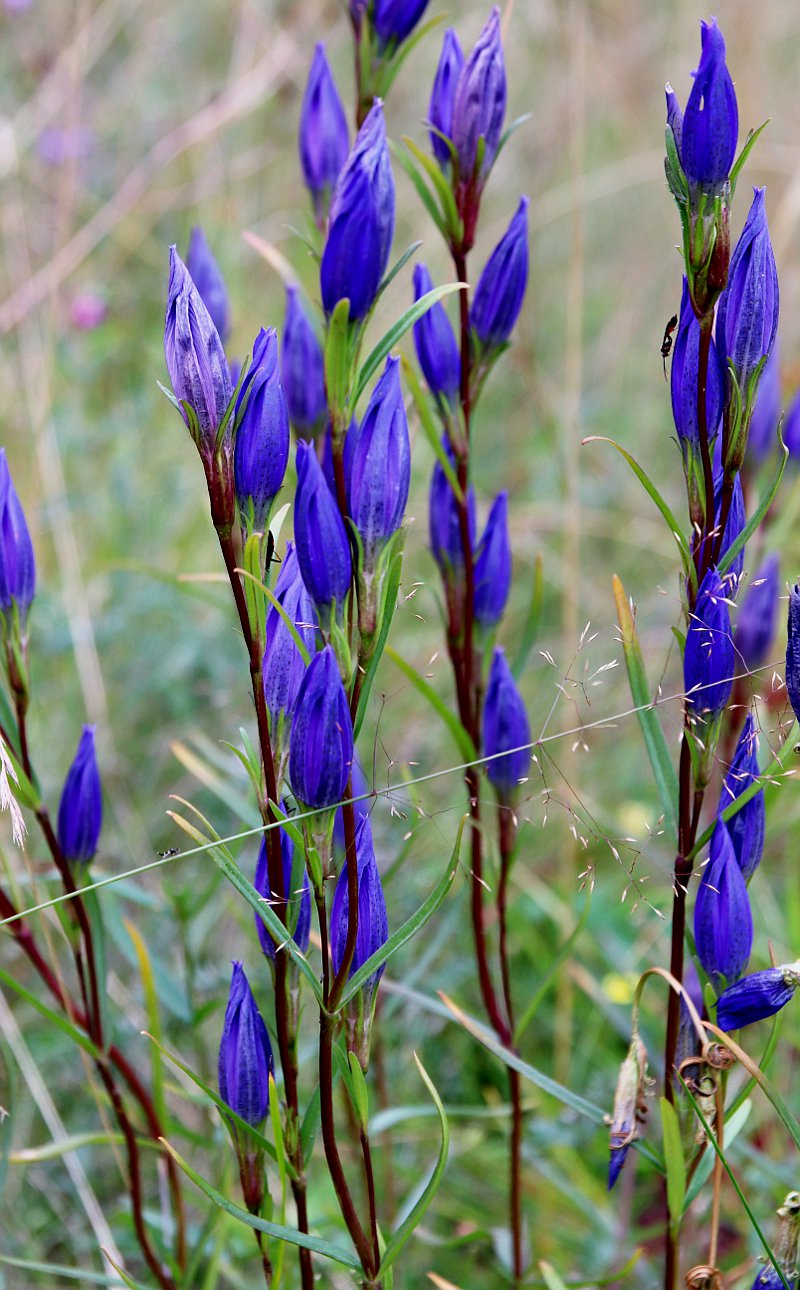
left=157, top=847, right=180, bottom=859
left=661, top=312, right=678, bottom=379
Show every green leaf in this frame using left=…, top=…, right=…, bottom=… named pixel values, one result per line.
left=514, top=888, right=591, bottom=1045
left=683, top=1098, right=751, bottom=1211
left=352, top=283, right=465, bottom=408
left=612, top=575, right=679, bottom=836
left=325, top=297, right=353, bottom=422
left=0, top=1031, right=15, bottom=1205
left=378, top=14, right=446, bottom=97
left=385, top=645, right=476, bottom=764
left=347, top=1053, right=370, bottom=1130
left=401, top=358, right=462, bottom=494
left=124, top=920, right=167, bottom=1131
left=729, top=120, right=770, bottom=198
left=161, top=1139, right=361, bottom=1269
left=268, top=1075, right=287, bottom=1207
left=353, top=544, right=405, bottom=741
left=717, top=434, right=788, bottom=576
left=0, top=1254, right=134, bottom=1287
left=102, top=1250, right=164, bottom=1290
left=511, top=553, right=545, bottom=679
left=238, top=568, right=312, bottom=666
left=300, top=1085, right=321, bottom=1161
left=0, top=963, right=101, bottom=1060
left=377, top=1055, right=449, bottom=1277
left=495, top=112, right=532, bottom=161
left=401, top=136, right=461, bottom=239
left=374, top=241, right=422, bottom=305
left=539, top=1262, right=570, bottom=1290
left=584, top=437, right=691, bottom=575
left=392, top=146, right=447, bottom=237
left=659, top=1098, right=685, bottom=1235
left=339, top=816, right=466, bottom=1006
left=242, top=531, right=267, bottom=645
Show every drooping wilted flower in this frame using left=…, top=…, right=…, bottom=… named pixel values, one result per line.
left=667, top=18, right=738, bottom=191
left=412, top=263, right=461, bottom=407
left=0, top=451, right=35, bottom=630
left=164, top=247, right=232, bottom=447
left=293, top=441, right=352, bottom=620
left=348, top=356, right=410, bottom=562
left=185, top=226, right=231, bottom=345
left=470, top=197, right=529, bottom=350
left=57, top=726, right=102, bottom=864
left=450, top=7, right=506, bottom=184
left=474, top=492, right=511, bottom=629
left=289, top=646, right=353, bottom=810
left=484, top=648, right=530, bottom=804
left=299, top=44, right=349, bottom=225
left=254, top=824, right=311, bottom=959
left=719, top=714, right=765, bottom=882
left=734, top=552, right=780, bottom=674
left=281, top=286, right=327, bottom=438
left=234, top=328, right=290, bottom=532
left=717, top=962, right=800, bottom=1032
left=694, top=818, right=753, bottom=987
left=786, top=583, right=800, bottom=725
left=684, top=568, right=735, bottom=717
left=607, top=1034, right=649, bottom=1190
left=428, top=28, right=464, bottom=168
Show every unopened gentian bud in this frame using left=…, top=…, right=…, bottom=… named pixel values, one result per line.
left=234, top=328, right=289, bottom=533
left=474, top=491, right=510, bottom=629
left=293, top=441, right=352, bottom=621
left=218, top=962, right=272, bottom=1213
left=262, top=542, right=316, bottom=727
left=281, top=286, right=327, bottom=437
left=747, top=345, right=782, bottom=463
left=57, top=726, right=102, bottom=864
left=348, top=356, right=410, bottom=563
left=429, top=451, right=476, bottom=612
left=412, top=263, right=460, bottom=407
left=719, top=714, right=765, bottom=883
left=717, top=188, right=779, bottom=400
left=735, top=552, right=780, bottom=674
left=786, top=583, right=800, bottom=726
left=470, top=197, right=529, bottom=351
left=451, top=7, right=506, bottom=183
left=289, top=645, right=353, bottom=810
left=254, top=824, right=311, bottom=959
left=373, top=0, right=429, bottom=50
left=164, top=247, right=232, bottom=447
left=671, top=277, right=723, bottom=456
left=334, top=758, right=373, bottom=857
left=0, top=451, right=35, bottom=630
left=717, top=962, right=800, bottom=1032
left=677, top=18, right=738, bottom=190
left=330, top=814, right=389, bottom=1068
left=320, top=102, right=395, bottom=321
left=694, top=819, right=753, bottom=987
left=684, top=568, right=734, bottom=717
left=607, top=1034, right=648, bottom=1190
left=713, top=470, right=746, bottom=591
left=185, top=226, right=231, bottom=345
left=428, top=28, right=464, bottom=168
left=484, top=648, right=530, bottom=804
left=299, top=45, right=349, bottom=225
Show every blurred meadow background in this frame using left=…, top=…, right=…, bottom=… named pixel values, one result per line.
left=2, top=0, right=800, bottom=1285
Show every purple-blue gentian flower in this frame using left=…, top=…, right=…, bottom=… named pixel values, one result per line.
left=716, top=188, right=779, bottom=395
left=57, top=726, right=102, bottom=864
left=484, top=647, right=530, bottom=804
left=735, top=552, right=780, bottom=674
left=670, top=18, right=738, bottom=190
left=299, top=45, right=349, bottom=225
left=293, top=441, right=352, bottom=619
left=428, top=28, right=464, bottom=168
left=747, top=345, right=782, bottom=462
left=262, top=542, right=316, bottom=727
left=0, top=450, right=35, bottom=627
left=164, top=247, right=232, bottom=446
left=218, top=962, right=273, bottom=1127
left=289, top=645, right=353, bottom=810
left=281, top=286, right=327, bottom=437
left=684, top=568, right=735, bottom=717
left=670, top=277, right=724, bottom=453
left=254, top=823, right=311, bottom=959
left=451, top=7, right=506, bottom=182
left=783, top=389, right=800, bottom=460
left=608, top=1036, right=648, bottom=1191
left=713, top=470, right=746, bottom=590
left=719, top=714, right=764, bottom=882
left=694, top=818, right=753, bottom=987
left=470, top=197, right=529, bottom=350
left=716, top=962, right=800, bottom=1032
left=412, top=263, right=460, bottom=407
left=348, top=356, right=410, bottom=561
left=334, top=757, right=373, bottom=856
left=373, top=0, right=430, bottom=50
left=234, top=328, right=290, bottom=532
left=320, top=102, right=395, bottom=321
left=474, top=491, right=511, bottom=629
left=429, top=450, right=476, bottom=585
left=786, top=584, right=800, bottom=726
left=330, top=814, right=388, bottom=997
left=185, top=227, right=231, bottom=346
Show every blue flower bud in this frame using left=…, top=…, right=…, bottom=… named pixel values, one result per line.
left=716, top=189, right=779, bottom=394
left=670, top=277, right=723, bottom=452
left=334, top=758, right=373, bottom=856
left=330, top=815, right=388, bottom=996
left=719, top=714, right=765, bottom=882
left=218, top=962, right=273, bottom=1127
left=747, top=344, right=782, bottom=462
left=293, top=441, right=352, bottom=617
left=254, top=824, right=311, bottom=959
left=694, top=819, right=753, bottom=987
left=484, top=648, right=530, bottom=803
left=474, top=492, right=510, bottom=628
left=320, top=102, right=395, bottom=321
left=470, top=197, right=529, bottom=349
left=678, top=18, right=738, bottom=189
left=664, top=84, right=683, bottom=160
left=412, top=263, right=460, bottom=405
left=299, top=45, right=350, bottom=224
left=164, top=247, right=233, bottom=445
left=735, top=553, right=779, bottom=674
left=713, top=470, right=746, bottom=590
left=234, top=328, right=290, bottom=532
left=281, top=287, right=327, bottom=437
left=428, top=28, right=464, bottom=167
left=348, top=356, right=410, bottom=559
left=262, top=543, right=316, bottom=726
left=0, top=451, right=35, bottom=627
left=429, top=450, right=476, bottom=583
left=289, top=645, right=353, bottom=810
left=185, top=226, right=231, bottom=345
left=373, top=0, right=429, bottom=50
left=684, top=569, right=734, bottom=716
left=716, top=962, right=800, bottom=1032
left=786, top=583, right=800, bottom=726
left=57, top=726, right=102, bottom=864
left=451, top=7, right=506, bottom=182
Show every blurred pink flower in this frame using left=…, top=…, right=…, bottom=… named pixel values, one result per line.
left=69, top=294, right=107, bottom=331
